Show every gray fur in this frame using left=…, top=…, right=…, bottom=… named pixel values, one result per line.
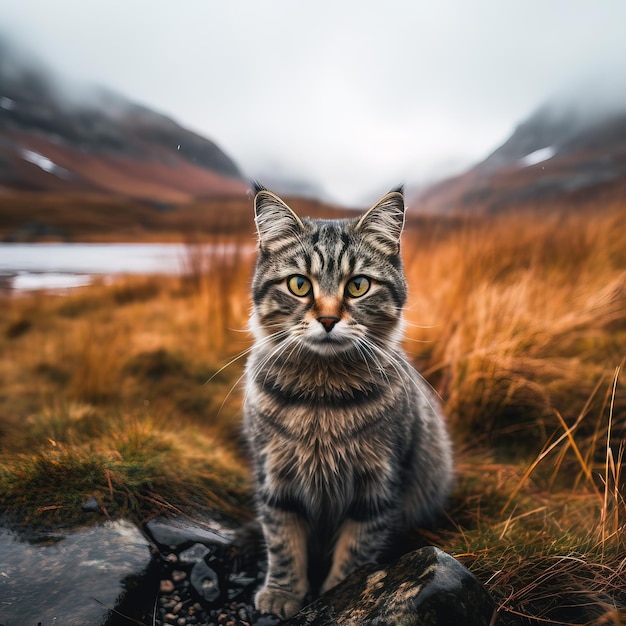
left=244, top=189, right=453, bottom=619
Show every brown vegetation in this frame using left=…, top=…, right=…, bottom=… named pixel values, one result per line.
left=0, top=204, right=624, bottom=624
left=0, top=190, right=356, bottom=242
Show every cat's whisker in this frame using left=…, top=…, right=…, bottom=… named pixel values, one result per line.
left=213, top=331, right=292, bottom=415
left=251, top=335, right=301, bottom=389
left=361, top=338, right=413, bottom=402
left=272, top=336, right=305, bottom=385
left=356, top=340, right=390, bottom=385
left=215, top=369, right=248, bottom=417
left=378, top=342, right=443, bottom=410
left=402, top=319, right=439, bottom=330
left=205, top=329, right=289, bottom=385
left=359, top=336, right=440, bottom=412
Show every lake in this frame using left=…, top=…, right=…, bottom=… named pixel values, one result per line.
left=0, top=243, right=250, bottom=291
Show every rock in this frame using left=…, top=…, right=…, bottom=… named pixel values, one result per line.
left=283, top=546, right=497, bottom=626
left=145, top=516, right=233, bottom=550
left=178, top=542, right=212, bottom=565
left=190, top=559, right=221, bottom=602
left=160, top=579, right=175, bottom=593
left=172, top=569, right=187, bottom=582
left=254, top=615, right=283, bottom=626
left=81, top=496, right=100, bottom=512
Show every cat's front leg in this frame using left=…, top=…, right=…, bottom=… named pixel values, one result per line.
left=321, top=514, right=394, bottom=594
left=256, top=508, right=308, bottom=619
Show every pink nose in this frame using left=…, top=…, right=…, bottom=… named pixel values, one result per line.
left=317, top=316, right=339, bottom=333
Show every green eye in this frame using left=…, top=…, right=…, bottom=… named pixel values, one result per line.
left=346, top=276, right=370, bottom=298
left=287, top=275, right=312, bottom=297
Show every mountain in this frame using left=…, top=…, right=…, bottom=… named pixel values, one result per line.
left=0, top=37, right=247, bottom=204
left=411, top=83, right=626, bottom=214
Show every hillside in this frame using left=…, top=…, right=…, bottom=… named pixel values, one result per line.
left=0, top=35, right=255, bottom=241
left=0, top=37, right=360, bottom=241
left=411, top=87, right=626, bottom=214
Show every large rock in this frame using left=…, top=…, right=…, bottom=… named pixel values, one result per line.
left=283, top=546, right=497, bottom=626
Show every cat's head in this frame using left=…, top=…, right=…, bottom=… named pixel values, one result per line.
left=250, top=186, right=407, bottom=356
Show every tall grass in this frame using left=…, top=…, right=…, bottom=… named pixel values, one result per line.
left=403, top=207, right=625, bottom=450
left=398, top=206, right=625, bottom=624
left=0, top=205, right=624, bottom=622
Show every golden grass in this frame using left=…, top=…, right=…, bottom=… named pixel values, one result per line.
left=403, top=208, right=626, bottom=449
left=0, top=205, right=625, bottom=623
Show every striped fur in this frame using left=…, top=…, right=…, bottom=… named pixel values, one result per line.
left=244, top=188, right=453, bottom=619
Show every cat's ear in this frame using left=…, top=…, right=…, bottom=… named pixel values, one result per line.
left=355, top=188, right=405, bottom=255
left=254, top=189, right=304, bottom=253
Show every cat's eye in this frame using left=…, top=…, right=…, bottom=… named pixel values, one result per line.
left=346, top=276, right=370, bottom=298
left=287, top=275, right=312, bottom=297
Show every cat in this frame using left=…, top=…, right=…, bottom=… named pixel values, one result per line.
left=243, top=185, right=453, bottom=619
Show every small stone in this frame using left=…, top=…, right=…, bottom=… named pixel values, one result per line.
left=160, top=579, right=175, bottom=593
left=178, top=543, right=211, bottom=565
left=81, top=497, right=99, bottom=512
left=190, top=560, right=221, bottom=602
left=238, top=606, right=250, bottom=620
left=254, top=615, right=282, bottom=626
left=227, top=588, right=242, bottom=600
left=177, top=618, right=186, bottom=626
left=228, top=573, right=256, bottom=587
left=166, top=553, right=179, bottom=563
left=173, top=601, right=184, bottom=613
left=145, top=517, right=232, bottom=550
left=164, top=613, right=177, bottom=624
left=172, top=570, right=187, bottom=583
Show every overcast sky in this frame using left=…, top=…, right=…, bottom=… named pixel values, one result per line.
left=3, top=1, right=626, bottom=205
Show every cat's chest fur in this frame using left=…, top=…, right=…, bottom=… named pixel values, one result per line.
left=246, top=351, right=399, bottom=506
left=246, top=349, right=395, bottom=441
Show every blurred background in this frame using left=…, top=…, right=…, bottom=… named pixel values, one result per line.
left=2, top=1, right=626, bottom=225
left=1, top=3, right=625, bottom=624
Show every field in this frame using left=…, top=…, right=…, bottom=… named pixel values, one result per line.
left=1, top=203, right=625, bottom=624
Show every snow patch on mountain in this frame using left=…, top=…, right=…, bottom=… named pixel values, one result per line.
left=519, top=146, right=556, bottom=167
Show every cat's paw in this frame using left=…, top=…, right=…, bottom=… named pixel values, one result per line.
left=255, top=585, right=304, bottom=619
left=320, top=572, right=345, bottom=595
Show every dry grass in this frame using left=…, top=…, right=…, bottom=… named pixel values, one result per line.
left=403, top=207, right=626, bottom=450
left=0, top=205, right=625, bottom=623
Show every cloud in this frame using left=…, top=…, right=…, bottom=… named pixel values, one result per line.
left=2, top=0, right=626, bottom=204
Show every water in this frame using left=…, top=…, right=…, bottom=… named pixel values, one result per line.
left=0, top=242, right=250, bottom=291
left=0, top=520, right=156, bottom=625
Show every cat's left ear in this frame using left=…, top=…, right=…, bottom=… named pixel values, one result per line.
left=254, top=189, right=304, bottom=253
left=355, top=188, right=406, bottom=255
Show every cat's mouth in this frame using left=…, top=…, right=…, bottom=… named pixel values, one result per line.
left=306, top=332, right=355, bottom=355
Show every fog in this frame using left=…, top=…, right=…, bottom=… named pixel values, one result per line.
left=2, top=1, right=626, bottom=204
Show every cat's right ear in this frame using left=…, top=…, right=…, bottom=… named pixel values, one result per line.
left=355, top=189, right=405, bottom=256
left=254, top=189, right=304, bottom=253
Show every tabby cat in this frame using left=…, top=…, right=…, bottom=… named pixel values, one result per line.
left=244, top=185, right=453, bottom=619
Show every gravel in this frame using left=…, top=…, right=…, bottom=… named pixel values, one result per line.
left=149, top=522, right=281, bottom=626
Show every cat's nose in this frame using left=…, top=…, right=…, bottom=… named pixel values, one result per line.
left=317, top=316, right=340, bottom=333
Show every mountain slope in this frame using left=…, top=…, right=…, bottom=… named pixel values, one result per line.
left=411, top=88, right=626, bottom=214
left=0, top=37, right=247, bottom=203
